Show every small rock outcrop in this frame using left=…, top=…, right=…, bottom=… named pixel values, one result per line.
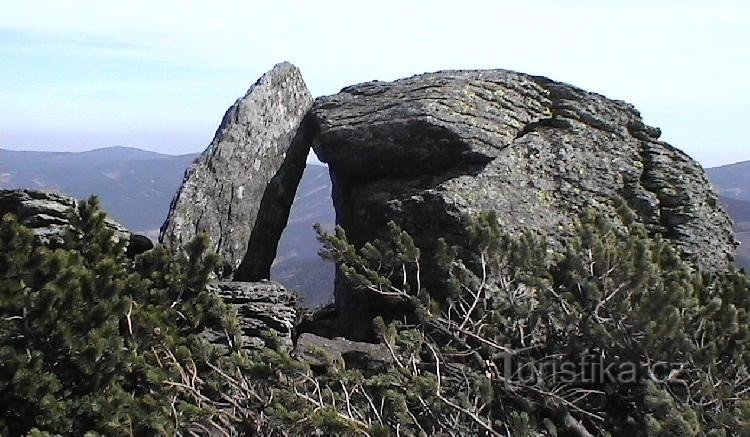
left=293, top=333, right=393, bottom=371
left=1, top=188, right=296, bottom=353
left=160, top=62, right=313, bottom=280
left=207, top=281, right=297, bottom=351
left=0, top=189, right=152, bottom=256
left=311, top=69, right=736, bottom=335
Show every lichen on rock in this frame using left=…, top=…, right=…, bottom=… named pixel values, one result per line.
left=160, top=62, right=313, bottom=280
left=310, top=69, right=736, bottom=336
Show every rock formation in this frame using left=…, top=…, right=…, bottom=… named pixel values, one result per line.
left=293, top=333, right=393, bottom=371
left=160, top=62, right=313, bottom=280
left=1, top=187, right=298, bottom=353
left=0, top=189, right=152, bottom=256
left=158, top=64, right=311, bottom=352
left=310, top=69, right=736, bottom=335
left=207, top=281, right=296, bottom=351
left=158, top=64, right=735, bottom=345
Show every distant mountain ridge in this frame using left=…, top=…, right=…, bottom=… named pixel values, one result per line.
left=717, top=195, right=750, bottom=270
left=707, top=160, right=750, bottom=270
left=0, top=146, right=197, bottom=235
left=707, top=160, right=750, bottom=202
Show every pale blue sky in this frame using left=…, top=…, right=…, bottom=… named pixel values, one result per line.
left=1, top=0, right=748, bottom=167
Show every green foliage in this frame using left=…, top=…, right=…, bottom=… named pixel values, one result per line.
left=3, top=196, right=748, bottom=436
left=286, top=201, right=749, bottom=435
left=0, top=197, right=239, bottom=435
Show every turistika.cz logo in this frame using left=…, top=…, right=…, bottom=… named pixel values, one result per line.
left=501, top=353, right=684, bottom=387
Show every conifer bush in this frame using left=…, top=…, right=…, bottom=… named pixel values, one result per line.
left=235, top=200, right=748, bottom=436
left=0, top=197, right=240, bottom=435
left=2, top=196, right=748, bottom=436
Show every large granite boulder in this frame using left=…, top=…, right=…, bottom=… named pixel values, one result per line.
left=160, top=62, right=313, bottom=280
left=0, top=189, right=152, bottom=256
left=311, top=69, right=736, bottom=336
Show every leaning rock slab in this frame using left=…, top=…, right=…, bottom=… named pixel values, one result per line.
left=161, top=62, right=313, bottom=279
left=311, top=69, right=736, bottom=337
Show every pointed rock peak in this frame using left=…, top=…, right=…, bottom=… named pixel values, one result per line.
left=160, top=63, right=313, bottom=279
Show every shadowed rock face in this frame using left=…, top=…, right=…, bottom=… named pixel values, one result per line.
left=311, top=69, right=736, bottom=338
left=160, top=62, right=313, bottom=280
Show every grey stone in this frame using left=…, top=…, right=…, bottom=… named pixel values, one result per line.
left=311, top=69, right=736, bottom=338
left=207, top=281, right=296, bottom=352
left=0, top=189, right=152, bottom=255
left=293, top=333, right=393, bottom=371
left=160, top=62, right=313, bottom=280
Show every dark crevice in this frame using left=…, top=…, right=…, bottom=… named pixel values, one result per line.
left=513, top=117, right=573, bottom=140
left=637, top=141, right=680, bottom=239
left=316, top=119, right=494, bottom=182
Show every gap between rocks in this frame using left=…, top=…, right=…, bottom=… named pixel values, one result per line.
left=266, top=150, right=337, bottom=309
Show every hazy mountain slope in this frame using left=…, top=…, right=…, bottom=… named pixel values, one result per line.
left=707, top=160, right=750, bottom=202
left=708, top=161, right=750, bottom=270
left=1, top=146, right=166, bottom=169
left=715, top=196, right=750, bottom=270
left=719, top=196, right=750, bottom=231
left=0, top=147, right=197, bottom=233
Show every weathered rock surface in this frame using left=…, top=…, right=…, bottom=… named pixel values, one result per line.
left=160, top=62, right=313, bottom=280
left=0, top=189, right=152, bottom=256
left=293, top=333, right=393, bottom=371
left=311, top=69, right=736, bottom=336
left=207, top=281, right=296, bottom=351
